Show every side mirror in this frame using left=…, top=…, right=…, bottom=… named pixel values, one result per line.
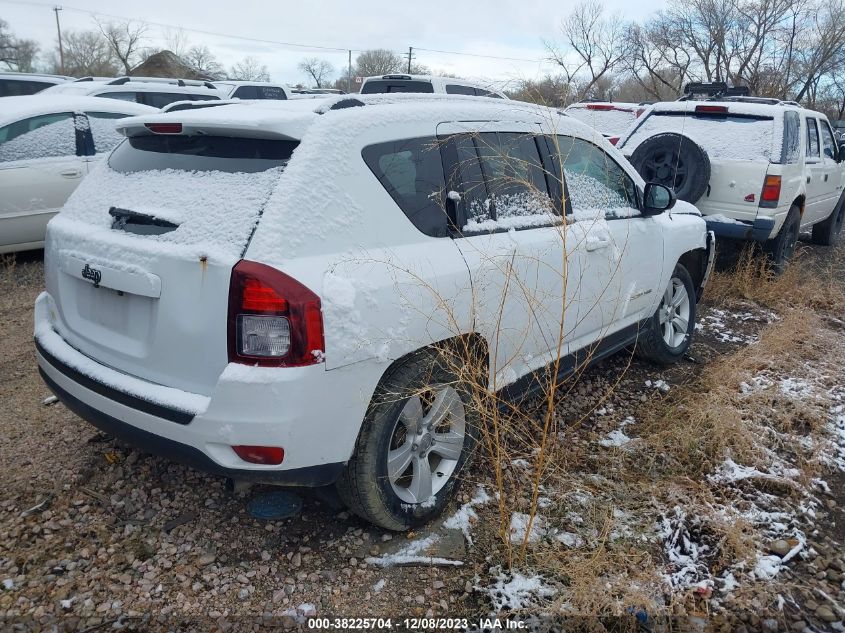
left=643, top=182, right=676, bottom=215
left=838, top=142, right=845, bottom=163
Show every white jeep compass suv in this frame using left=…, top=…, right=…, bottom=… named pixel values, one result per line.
left=35, top=94, right=713, bottom=530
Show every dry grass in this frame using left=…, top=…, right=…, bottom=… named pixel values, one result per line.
left=707, top=246, right=845, bottom=314
left=459, top=244, right=845, bottom=614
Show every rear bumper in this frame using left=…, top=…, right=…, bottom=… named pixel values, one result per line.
left=38, top=360, right=343, bottom=486
left=704, top=216, right=775, bottom=241
left=34, top=291, right=375, bottom=486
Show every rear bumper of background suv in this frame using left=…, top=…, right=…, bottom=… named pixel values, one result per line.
left=704, top=215, right=776, bottom=241
left=34, top=292, right=372, bottom=487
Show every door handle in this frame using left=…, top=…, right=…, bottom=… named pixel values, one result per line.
left=60, top=169, right=83, bottom=178
left=586, top=235, right=611, bottom=251
left=825, top=173, right=829, bottom=181
left=807, top=176, right=811, bottom=183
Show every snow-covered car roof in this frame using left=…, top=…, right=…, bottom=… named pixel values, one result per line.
left=115, top=93, right=572, bottom=142
left=41, top=81, right=223, bottom=98
left=1, top=95, right=155, bottom=126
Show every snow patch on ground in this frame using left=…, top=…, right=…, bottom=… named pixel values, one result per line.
left=484, top=568, right=556, bottom=611
left=364, top=534, right=463, bottom=568
left=443, top=486, right=491, bottom=545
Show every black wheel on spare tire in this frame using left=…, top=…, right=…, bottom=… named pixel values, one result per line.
left=336, top=347, right=480, bottom=531
left=811, top=193, right=845, bottom=246
left=630, top=133, right=711, bottom=203
left=764, top=206, right=801, bottom=274
left=636, top=263, right=697, bottom=365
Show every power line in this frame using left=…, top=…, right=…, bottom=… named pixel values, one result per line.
left=0, top=0, right=357, bottom=53
left=412, top=46, right=546, bottom=64
left=1, top=0, right=562, bottom=69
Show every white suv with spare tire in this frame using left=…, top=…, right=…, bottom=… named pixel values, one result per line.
left=618, top=93, right=845, bottom=271
left=35, top=94, right=714, bottom=530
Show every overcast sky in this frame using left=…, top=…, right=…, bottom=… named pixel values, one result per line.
left=1, top=0, right=667, bottom=87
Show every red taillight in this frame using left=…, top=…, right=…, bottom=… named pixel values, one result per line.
left=587, top=104, right=615, bottom=111
left=233, top=445, right=284, bottom=465
left=761, top=175, right=782, bottom=204
left=609, top=136, right=620, bottom=146
left=227, top=260, right=325, bottom=367
left=145, top=122, right=183, bottom=134
left=242, top=279, right=288, bottom=311
left=694, top=105, right=728, bottom=114
left=635, top=108, right=646, bottom=118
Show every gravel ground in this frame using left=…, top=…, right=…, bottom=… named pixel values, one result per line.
left=1, top=245, right=844, bottom=631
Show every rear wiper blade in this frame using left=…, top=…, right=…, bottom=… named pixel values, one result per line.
left=109, top=207, right=178, bottom=235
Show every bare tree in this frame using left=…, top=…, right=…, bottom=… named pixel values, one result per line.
left=547, top=1, right=628, bottom=101
left=184, top=45, right=225, bottom=80
left=162, top=28, right=189, bottom=58
left=229, top=56, right=270, bottom=81
left=52, top=30, right=119, bottom=77
left=97, top=20, right=148, bottom=75
left=298, top=57, right=334, bottom=87
left=0, top=19, right=39, bottom=72
left=354, top=49, right=404, bottom=77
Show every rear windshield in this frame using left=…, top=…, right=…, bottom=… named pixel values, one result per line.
left=361, top=80, right=435, bottom=94
left=566, top=106, right=638, bottom=136
left=109, top=135, right=298, bottom=173
left=232, top=85, right=287, bottom=100
left=624, top=111, right=776, bottom=162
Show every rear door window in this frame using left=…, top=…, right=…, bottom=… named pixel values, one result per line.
left=142, top=92, right=196, bottom=108
left=806, top=118, right=820, bottom=159
left=782, top=111, right=800, bottom=164
left=554, top=136, right=639, bottom=220
left=361, top=137, right=449, bottom=237
left=97, top=91, right=140, bottom=103
left=0, top=113, right=78, bottom=162
left=445, top=84, right=476, bottom=96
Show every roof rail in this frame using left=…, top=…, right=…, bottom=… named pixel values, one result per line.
left=679, top=82, right=752, bottom=101
left=105, top=76, right=217, bottom=89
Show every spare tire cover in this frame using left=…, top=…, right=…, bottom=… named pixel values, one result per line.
left=629, top=132, right=711, bottom=203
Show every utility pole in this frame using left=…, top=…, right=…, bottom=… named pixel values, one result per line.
left=53, top=6, right=65, bottom=75
left=347, top=49, right=352, bottom=93
left=407, top=46, right=413, bottom=74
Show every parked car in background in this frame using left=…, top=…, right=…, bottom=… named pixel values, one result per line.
left=0, top=95, right=154, bottom=253
left=0, top=72, right=72, bottom=97
left=360, top=74, right=507, bottom=98
left=213, top=81, right=293, bottom=100
left=40, top=76, right=222, bottom=108
left=617, top=88, right=845, bottom=271
left=563, top=101, right=648, bottom=143
left=35, top=94, right=712, bottom=530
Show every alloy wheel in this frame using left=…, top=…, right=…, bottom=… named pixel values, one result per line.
left=658, top=277, right=691, bottom=348
left=387, top=385, right=466, bottom=505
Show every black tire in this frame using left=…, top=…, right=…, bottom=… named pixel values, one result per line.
left=336, top=347, right=480, bottom=531
left=764, top=206, right=801, bottom=273
left=811, top=193, right=845, bottom=246
left=630, top=133, right=711, bottom=203
left=636, top=264, right=697, bottom=365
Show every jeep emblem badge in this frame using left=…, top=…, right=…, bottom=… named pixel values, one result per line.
left=81, top=263, right=102, bottom=287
